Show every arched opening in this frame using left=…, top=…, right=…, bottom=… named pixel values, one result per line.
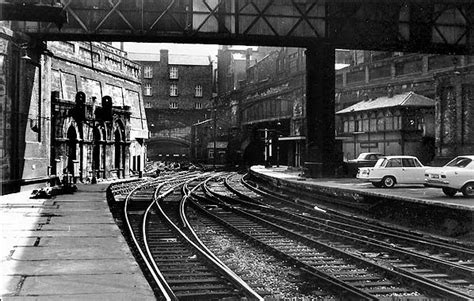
left=92, top=127, right=101, bottom=176
left=114, top=128, right=122, bottom=178
left=66, top=125, right=77, bottom=175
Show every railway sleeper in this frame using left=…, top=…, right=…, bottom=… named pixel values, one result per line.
left=166, top=277, right=229, bottom=284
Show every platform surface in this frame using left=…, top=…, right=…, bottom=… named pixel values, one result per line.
left=0, top=183, right=155, bottom=300
left=251, top=165, right=474, bottom=211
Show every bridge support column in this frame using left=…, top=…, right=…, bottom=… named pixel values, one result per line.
left=304, top=44, right=339, bottom=177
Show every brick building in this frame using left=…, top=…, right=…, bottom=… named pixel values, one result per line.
left=128, top=50, right=213, bottom=161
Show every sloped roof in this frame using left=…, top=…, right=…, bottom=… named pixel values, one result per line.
left=336, top=91, right=434, bottom=115
left=127, top=52, right=160, bottom=61
left=127, top=52, right=210, bottom=66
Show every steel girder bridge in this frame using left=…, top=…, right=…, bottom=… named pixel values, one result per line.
left=3, top=0, right=473, bottom=176
left=4, top=0, right=472, bottom=54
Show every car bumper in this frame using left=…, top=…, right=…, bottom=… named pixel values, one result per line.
left=424, top=179, right=450, bottom=188
left=357, top=176, right=383, bottom=182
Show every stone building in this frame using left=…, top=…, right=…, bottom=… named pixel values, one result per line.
left=0, top=34, right=148, bottom=194
left=128, top=50, right=213, bottom=161
left=49, top=41, right=148, bottom=181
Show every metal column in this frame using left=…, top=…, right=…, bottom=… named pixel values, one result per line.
left=305, top=44, right=339, bottom=177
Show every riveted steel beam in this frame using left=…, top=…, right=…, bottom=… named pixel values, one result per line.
left=8, top=0, right=473, bottom=54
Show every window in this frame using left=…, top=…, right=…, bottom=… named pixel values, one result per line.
left=169, top=66, right=178, bottom=79
left=144, top=66, right=153, bottom=78
left=169, top=102, right=178, bottom=109
left=446, top=157, right=472, bottom=168
left=402, top=158, right=416, bottom=167
left=144, top=84, right=152, bottom=96
left=195, top=102, right=202, bottom=109
left=195, top=85, right=203, bottom=97
left=377, top=118, right=385, bottom=131
left=170, top=84, right=178, bottom=96
left=209, top=149, right=214, bottom=159
left=386, top=158, right=402, bottom=168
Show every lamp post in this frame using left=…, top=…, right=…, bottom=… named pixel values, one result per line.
left=213, top=106, right=217, bottom=169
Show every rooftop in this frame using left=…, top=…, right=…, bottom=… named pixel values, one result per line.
left=336, top=91, right=434, bottom=114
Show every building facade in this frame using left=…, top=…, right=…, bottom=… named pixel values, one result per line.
left=335, top=50, right=474, bottom=164
left=128, top=50, right=213, bottom=161
left=211, top=47, right=308, bottom=168
left=0, top=31, right=148, bottom=194
left=336, top=91, right=435, bottom=164
left=48, top=41, right=148, bottom=181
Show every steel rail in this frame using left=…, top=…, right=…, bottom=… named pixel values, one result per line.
left=206, top=181, right=472, bottom=301
left=123, top=177, right=173, bottom=301
left=180, top=176, right=264, bottom=301
left=239, top=174, right=474, bottom=256
left=192, top=187, right=378, bottom=301
left=150, top=174, right=263, bottom=300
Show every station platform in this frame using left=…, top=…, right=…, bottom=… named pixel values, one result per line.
left=250, top=166, right=474, bottom=240
left=0, top=183, right=155, bottom=300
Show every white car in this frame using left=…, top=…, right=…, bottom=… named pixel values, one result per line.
left=425, top=155, right=474, bottom=197
left=357, top=156, right=426, bottom=188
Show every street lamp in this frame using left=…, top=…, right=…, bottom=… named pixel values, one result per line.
left=213, top=107, right=217, bottom=169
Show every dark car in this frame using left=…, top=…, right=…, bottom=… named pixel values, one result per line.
left=346, top=152, right=385, bottom=176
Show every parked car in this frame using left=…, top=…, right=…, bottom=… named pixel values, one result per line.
left=424, top=155, right=474, bottom=197
left=348, top=152, right=384, bottom=166
left=357, top=155, right=426, bottom=188
left=346, top=152, right=385, bottom=176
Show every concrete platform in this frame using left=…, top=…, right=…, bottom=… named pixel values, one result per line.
left=0, top=184, right=155, bottom=300
left=250, top=166, right=474, bottom=238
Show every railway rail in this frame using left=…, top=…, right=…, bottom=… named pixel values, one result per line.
left=198, top=173, right=473, bottom=300
left=119, top=173, right=262, bottom=300
left=108, top=171, right=473, bottom=300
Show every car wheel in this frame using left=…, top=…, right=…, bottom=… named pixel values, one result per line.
left=461, top=182, right=474, bottom=197
left=442, top=187, right=457, bottom=197
left=382, top=176, right=396, bottom=188
left=372, top=182, right=383, bottom=188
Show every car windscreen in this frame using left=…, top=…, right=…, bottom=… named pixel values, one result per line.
left=445, top=157, right=472, bottom=168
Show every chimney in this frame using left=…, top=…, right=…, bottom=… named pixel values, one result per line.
left=160, top=49, right=169, bottom=66
left=387, top=85, right=394, bottom=98
left=246, top=48, right=253, bottom=70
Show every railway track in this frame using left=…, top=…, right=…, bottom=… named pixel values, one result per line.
left=197, top=173, right=473, bottom=300
left=121, top=173, right=262, bottom=300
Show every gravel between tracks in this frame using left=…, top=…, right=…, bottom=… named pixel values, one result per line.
left=188, top=207, right=334, bottom=300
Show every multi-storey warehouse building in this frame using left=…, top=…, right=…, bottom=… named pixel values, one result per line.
left=0, top=39, right=148, bottom=194
left=128, top=50, right=213, bottom=161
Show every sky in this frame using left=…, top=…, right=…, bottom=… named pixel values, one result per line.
left=113, top=42, right=219, bottom=59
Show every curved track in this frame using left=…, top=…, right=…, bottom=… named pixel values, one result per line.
left=120, top=173, right=262, bottom=300
left=198, top=173, right=473, bottom=300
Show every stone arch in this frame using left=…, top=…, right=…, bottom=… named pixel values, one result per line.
left=113, top=119, right=126, bottom=178
left=62, top=117, right=82, bottom=140
left=66, top=125, right=78, bottom=175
